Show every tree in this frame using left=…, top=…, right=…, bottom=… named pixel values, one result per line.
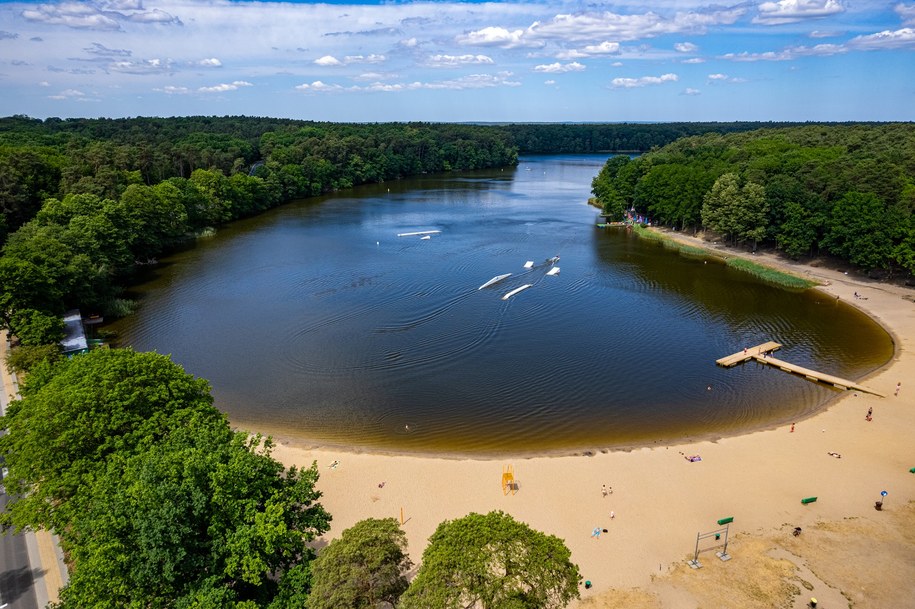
left=0, top=348, right=221, bottom=532
left=399, top=511, right=580, bottom=609
left=308, top=518, right=412, bottom=609
left=701, top=173, right=742, bottom=242
left=823, top=191, right=893, bottom=271
left=9, top=308, right=64, bottom=346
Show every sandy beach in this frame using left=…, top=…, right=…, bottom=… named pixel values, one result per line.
left=271, top=232, right=915, bottom=608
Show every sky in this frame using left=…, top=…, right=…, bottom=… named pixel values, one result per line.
left=0, top=0, right=913, bottom=122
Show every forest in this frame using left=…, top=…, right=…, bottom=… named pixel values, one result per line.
left=590, top=124, right=915, bottom=277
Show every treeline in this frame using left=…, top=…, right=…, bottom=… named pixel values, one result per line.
left=501, top=121, right=805, bottom=154
left=0, top=118, right=517, bottom=347
left=0, top=348, right=580, bottom=608
left=591, top=124, right=915, bottom=275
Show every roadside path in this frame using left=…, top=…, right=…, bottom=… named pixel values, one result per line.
left=0, top=332, right=68, bottom=607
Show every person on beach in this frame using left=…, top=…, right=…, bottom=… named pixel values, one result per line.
left=602, top=484, right=608, bottom=497
left=866, top=406, right=873, bottom=421
left=790, top=423, right=795, bottom=433
left=896, top=382, right=901, bottom=396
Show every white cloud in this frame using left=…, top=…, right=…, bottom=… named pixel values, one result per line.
left=809, top=30, right=842, bottom=38
left=706, top=73, right=747, bottom=83
left=719, top=43, right=846, bottom=61
left=847, top=27, right=915, bottom=49
left=427, top=54, right=494, bottom=67
left=522, top=8, right=745, bottom=44
left=456, top=26, right=535, bottom=48
left=897, top=3, right=915, bottom=26
left=109, top=58, right=172, bottom=74
left=315, top=55, right=343, bottom=66
left=682, top=87, right=701, bottom=95
left=38, top=81, right=51, bottom=87
left=156, top=85, right=189, bottom=94
left=22, top=0, right=181, bottom=30
left=555, top=41, right=619, bottom=60
left=611, top=73, right=678, bottom=88
left=400, top=37, right=418, bottom=48
left=611, top=61, right=624, bottom=67
left=198, top=58, right=222, bottom=67
left=534, top=61, right=585, bottom=73
left=48, top=88, right=86, bottom=99
left=296, top=80, right=344, bottom=92
left=198, top=80, right=252, bottom=93
left=682, top=57, right=705, bottom=63
left=295, top=71, right=521, bottom=94
left=344, top=54, right=386, bottom=64
left=675, top=42, right=698, bottom=52
left=754, top=0, right=844, bottom=25
left=544, top=79, right=556, bottom=85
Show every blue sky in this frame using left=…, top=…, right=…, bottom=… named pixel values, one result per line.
left=0, top=0, right=912, bottom=121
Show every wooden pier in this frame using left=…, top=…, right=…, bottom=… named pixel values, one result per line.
left=716, top=342, right=782, bottom=367
left=717, top=341, right=885, bottom=397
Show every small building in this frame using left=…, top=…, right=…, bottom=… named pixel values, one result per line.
left=60, top=310, right=89, bottom=357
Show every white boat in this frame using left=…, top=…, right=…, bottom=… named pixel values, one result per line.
left=546, top=267, right=560, bottom=276
left=420, top=235, right=431, bottom=240
left=478, top=273, right=512, bottom=290
left=502, top=284, right=533, bottom=300
left=397, top=230, right=442, bottom=237
left=547, top=255, right=560, bottom=264
left=523, top=261, right=534, bottom=269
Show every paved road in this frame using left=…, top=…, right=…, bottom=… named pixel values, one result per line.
left=0, top=491, right=38, bottom=609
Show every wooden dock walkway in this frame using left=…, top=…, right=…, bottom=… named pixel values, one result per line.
left=716, top=342, right=782, bottom=367
left=716, top=341, right=884, bottom=397
left=751, top=355, right=885, bottom=397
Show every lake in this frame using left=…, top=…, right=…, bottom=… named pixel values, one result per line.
left=106, top=154, right=893, bottom=455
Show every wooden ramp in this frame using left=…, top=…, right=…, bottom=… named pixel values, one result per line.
left=716, top=342, right=782, bottom=367
left=751, top=355, right=885, bottom=397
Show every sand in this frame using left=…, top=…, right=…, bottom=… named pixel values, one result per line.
left=270, top=231, right=915, bottom=608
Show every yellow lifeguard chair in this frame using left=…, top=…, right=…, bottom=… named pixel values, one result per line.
left=502, top=465, right=516, bottom=495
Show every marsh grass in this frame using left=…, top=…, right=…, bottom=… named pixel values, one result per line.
left=631, top=225, right=816, bottom=290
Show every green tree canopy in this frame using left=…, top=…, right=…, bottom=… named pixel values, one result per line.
left=0, top=348, right=221, bottom=531
left=399, top=511, right=580, bottom=609
left=307, top=517, right=412, bottom=609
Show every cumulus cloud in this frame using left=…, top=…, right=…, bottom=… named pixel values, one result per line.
left=611, top=73, right=678, bottom=88
left=315, top=54, right=385, bottom=66
left=683, top=57, right=705, bottom=63
left=155, top=85, right=189, bottom=94
left=707, top=73, right=747, bottom=83
left=456, top=26, right=536, bottom=48
left=198, top=58, right=222, bottom=67
left=198, top=80, right=252, bottom=93
left=109, top=58, right=172, bottom=74
left=847, top=27, right=915, bottom=49
left=682, top=87, right=701, bottom=95
left=427, top=54, right=494, bottom=67
left=314, top=55, right=342, bottom=66
left=48, top=88, right=86, bottom=99
left=533, top=61, right=585, bottom=73
left=675, top=42, right=698, bottom=52
left=754, top=0, right=844, bottom=25
left=897, top=3, right=915, bottom=26
left=544, top=79, right=556, bottom=85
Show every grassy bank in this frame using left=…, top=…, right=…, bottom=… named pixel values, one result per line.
left=631, top=225, right=817, bottom=290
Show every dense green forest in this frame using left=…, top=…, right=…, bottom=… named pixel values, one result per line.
left=591, top=124, right=915, bottom=276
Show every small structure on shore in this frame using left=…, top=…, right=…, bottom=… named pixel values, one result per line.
left=60, top=310, right=89, bottom=357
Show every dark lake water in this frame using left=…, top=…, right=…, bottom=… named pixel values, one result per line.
left=107, top=154, right=893, bottom=455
